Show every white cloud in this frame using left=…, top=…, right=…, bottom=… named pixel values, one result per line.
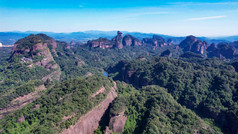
left=186, top=16, right=226, bottom=21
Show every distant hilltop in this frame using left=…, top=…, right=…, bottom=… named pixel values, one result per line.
left=0, top=42, right=14, bottom=47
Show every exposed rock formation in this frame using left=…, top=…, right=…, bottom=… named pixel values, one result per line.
left=61, top=83, right=118, bottom=134
left=142, top=35, right=167, bottom=47
left=123, top=34, right=142, bottom=46
left=17, top=116, right=25, bottom=123
left=207, top=42, right=236, bottom=59
left=87, top=38, right=113, bottom=49
left=179, top=35, right=207, bottom=54
left=167, top=39, right=173, bottom=46
left=112, top=31, right=123, bottom=49
left=109, top=110, right=127, bottom=133
left=0, top=85, right=46, bottom=119
left=11, top=34, right=61, bottom=81
left=87, top=31, right=141, bottom=49
left=207, top=43, right=217, bottom=52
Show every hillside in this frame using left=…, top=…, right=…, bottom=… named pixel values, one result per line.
left=0, top=33, right=238, bottom=134
left=107, top=57, right=238, bottom=134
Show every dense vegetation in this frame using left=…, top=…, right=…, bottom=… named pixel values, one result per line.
left=74, top=45, right=182, bottom=69
left=0, top=80, right=43, bottom=108
left=107, top=57, right=238, bottom=133
left=1, top=34, right=238, bottom=134
left=96, top=81, right=219, bottom=134
left=0, top=75, right=113, bottom=134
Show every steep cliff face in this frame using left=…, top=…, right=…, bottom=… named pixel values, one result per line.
left=179, top=35, right=207, bottom=54
left=86, top=31, right=141, bottom=49
left=11, top=34, right=61, bottom=81
left=123, top=34, right=142, bottom=46
left=142, top=35, right=168, bottom=47
left=87, top=38, right=113, bottom=49
left=207, top=43, right=217, bottom=52
left=108, top=110, right=127, bottom=133
left=112, top=31, right=123, bottom=49
left=207, top=42, right=236, bottom=59
left=61, top=82, right=118, bottom=134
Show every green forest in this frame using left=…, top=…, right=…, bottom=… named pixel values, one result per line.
left=0, top=34, right=238, bottom=134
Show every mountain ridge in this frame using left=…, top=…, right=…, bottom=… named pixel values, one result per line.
left=1, top=31, right=237, bottom=45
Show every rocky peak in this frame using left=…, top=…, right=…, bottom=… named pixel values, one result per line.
left=117, top=31, right=123, bottom=37
left=112, top=31, right=123, bottom=49
left=86, top=31, right=141, bottom=49
left=207, top=43, right=217, bottom=52
left=123, top=34, right=142, bottom=46
left=87, top=38, right=112, bottom=49
left=207, top=42, right=236, bottom=59
left=179, top=35, right=207, bottom=54
left=179, top=35, right=198, bottom=48
left=11, top=34, right=59, bottom=70
left=152, top=35, right=165, bottom=42
left=142, top=35, right=167, bottom=47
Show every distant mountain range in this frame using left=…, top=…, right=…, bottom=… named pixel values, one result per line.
left=0, top=31, right=237, bottom=45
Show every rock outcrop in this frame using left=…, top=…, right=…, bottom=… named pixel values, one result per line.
left=207, top=42, right=236, bottom=59
left=207, top=43, right=217, bottom=52
left=87, top=38, right=113, bottom=49
left=179, top=35, right=207, bottom=54
left=167, top=39, right=173, bottom=46
left=61, top=83, right=118, bottom=134
left=123, top=34, right=142, bottom=46
left=108, top=110, right=127, bottom=133
left=112, top=31, right=123, bottom=49
left=11, top=34, right=61, bottom=81
left=142, top=35, right=167, bottom=47
left=86, top=31, right=141, bottom=49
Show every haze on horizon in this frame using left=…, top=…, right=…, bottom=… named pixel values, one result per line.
left=0, top=0, right=238, bottom=37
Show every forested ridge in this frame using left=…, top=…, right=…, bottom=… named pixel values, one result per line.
left=0, top=33, right=238, bottom=134
left=107, top=57, right=238, bottom=134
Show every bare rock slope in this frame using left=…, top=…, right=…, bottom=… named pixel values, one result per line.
left=61, top=82, right=118, bottom=134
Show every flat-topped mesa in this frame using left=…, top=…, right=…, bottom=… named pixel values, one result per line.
left=142, top=35, right=168, bottom=47
left=179, top=35, right=207, bottom=54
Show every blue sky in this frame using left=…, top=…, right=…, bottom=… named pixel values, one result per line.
left=0, top=0, right=238, bottom=36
